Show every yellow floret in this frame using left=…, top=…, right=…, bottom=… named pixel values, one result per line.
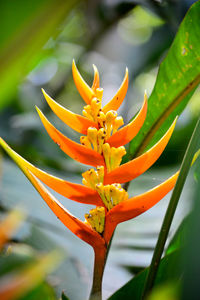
left=95, top=183, right=129, bottom=210
left=85, top=207, right=105, bottom=234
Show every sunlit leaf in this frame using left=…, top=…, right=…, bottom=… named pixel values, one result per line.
left=129, top=1, right=200, bottom=158
left=0, top=0, right=79, bottom=109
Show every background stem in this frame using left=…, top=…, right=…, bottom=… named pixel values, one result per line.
left=142, top=116, right=200, bottom=298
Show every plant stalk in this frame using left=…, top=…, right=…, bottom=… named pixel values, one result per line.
left=89, top=246, right=107, bottom=300
left=142, top=116, right=200, bottom=299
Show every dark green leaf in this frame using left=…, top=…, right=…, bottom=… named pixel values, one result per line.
left=129, top=1, right=200, bottom=158
left=181, top=174, right=200, bottom=299
left=142, top=116, right=200, bottom=296
left=109, top=250, right=181, bottom=300
left=166, top=214, right=191, bottom=255
left=61, top=291, right=71, bottom=300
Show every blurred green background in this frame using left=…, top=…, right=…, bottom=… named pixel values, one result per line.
left=0, top=1, right=199, bottom=300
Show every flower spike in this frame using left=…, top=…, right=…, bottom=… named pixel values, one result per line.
left=106, top=93, right=148, bottom=147
left=36, top=107, right=105, bottom=167
left=26, top=170, right=105, bottom=249
left=42, top=89, right=98, bottom=134
left=92, top=64, right=100, bottom=91
left=0, top=138, right=102, bottom=205
left=103, top=67, right=128, bottom=113
left=1, top=61, right=184, bottom=298
left=72, top=60, right=95, bottom=104
left=104, top=117, right=177, bottom=184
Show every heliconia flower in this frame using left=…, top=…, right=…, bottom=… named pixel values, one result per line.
left=0, top=61, right=180, bottom=297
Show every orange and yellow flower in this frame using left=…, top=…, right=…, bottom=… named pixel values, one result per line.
left=0, top=60, right=179, bottom=256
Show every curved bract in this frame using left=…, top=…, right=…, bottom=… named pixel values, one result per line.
left=36, top=107, right=105, bottom=167
left=104, top=171, right=179, bottom=244
left=26, top=170, right=105, bottom=249
left=0, top=61, right=180, bottom=255
left=103, top=68, right=128, bottom=113
left=104, top=117, right=177, bottom=184
left=42, top=89, right=98, bottom=134
left=106, top=94, right=147, bottom=147
left=72, top=60, right=95, bottom=104
left=92, top=64, right=100, bottom=91
left=0, top=138, right=102, bottom=206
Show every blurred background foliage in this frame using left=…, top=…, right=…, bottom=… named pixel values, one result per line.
left=0, top=0, right=199, bottom=299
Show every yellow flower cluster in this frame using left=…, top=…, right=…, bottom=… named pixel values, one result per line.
left=81, top=84, right=128, bottom=233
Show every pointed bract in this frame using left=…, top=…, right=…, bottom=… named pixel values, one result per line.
left=92, top=64, right=100, bottom=91
left=106, top=93, right=147, bottom=147
left=36, top=107, right=105, bottom=167
left=25, top=170, right=105, bottom=248
left=104, top=118, right=177, bottom=184
left=42, top=89, right=98, bottom=134
left=0, top=138, right=102, bottom=205
left=104, top=171, right=179, bottom=244
left=103, top=68, right=128, bottom=113
left=72, top=60, right=95, bottom=104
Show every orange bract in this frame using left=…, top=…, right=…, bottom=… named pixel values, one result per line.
left=106, top=93, right=147, bottom=147
left=104, top=117, right=177, bottom=184
left=0, top=138, right=102, bottom=206
left=104, top=171, right=179, bottom=244
left=72, top=60, right=95, bottom=104
left=26, top=170, right=105, bottom=248
left=0, top=61, right=179, bottom=251
left=42, top=89, right=98, bottom=134
left=36, top=107, right=105, bottom=167
left=103, top=68, right=128, bottom=113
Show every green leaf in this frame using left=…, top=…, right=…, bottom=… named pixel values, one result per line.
left=0, top=0, right=79, bottom=109
left=181, top=175, right=200, bottom=299
left=108, top=250, right=181, bottom=300
left=147, top=282, right=178, bottom=300
left=129, top=0, right=200, bottom=158
left=166, top=214, right=191, bottom=255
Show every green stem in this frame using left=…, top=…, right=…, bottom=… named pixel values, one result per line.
left=142, top=116, right=200, bottom=299
left=89, top=247, right=107, bottom=300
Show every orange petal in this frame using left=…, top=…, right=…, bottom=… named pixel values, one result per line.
left=104, top=118, right=177, bottom=184
left=42, top=89, right=98, bottom=134
left=104, top=171, right=179, bottom=244
left=92, top=64, right=100, bottom=91
left=36, top=107, right=105, bottom=167
left=103, top=67, right=128, bottom=113
left=0, top=138, right=102, bottom=205
left=25, top=170, right=105, bottom=248
left=72, top=60, right=95, bottom=104
left=0, top=210, right=24, bottom=249
left=106, top=93, right=147, bottom=147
